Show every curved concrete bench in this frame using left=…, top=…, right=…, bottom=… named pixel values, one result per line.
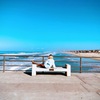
left=32, top=64, right=71, bottom=76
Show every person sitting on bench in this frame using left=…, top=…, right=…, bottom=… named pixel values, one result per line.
left=32, top=54, right=56, bottom=69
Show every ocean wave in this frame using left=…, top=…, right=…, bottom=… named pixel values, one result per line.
left=1, top=52, right=41, bottom=55
left=89, top=68, right=100, bottom=71
left=0, top=51, right=100, bottom=72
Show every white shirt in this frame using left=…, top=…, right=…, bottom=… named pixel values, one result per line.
left=44, top=59, right=56, bottom=69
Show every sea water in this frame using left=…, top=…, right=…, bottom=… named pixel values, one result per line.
left=0, top=51, right=100, bottom=72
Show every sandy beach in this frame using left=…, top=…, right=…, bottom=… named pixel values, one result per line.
left=65, top=52, right=100, bottom=60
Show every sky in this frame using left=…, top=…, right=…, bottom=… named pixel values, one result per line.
left=0, top=0, right=100, bottom=51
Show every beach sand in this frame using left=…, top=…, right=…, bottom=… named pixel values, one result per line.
left=65, top=52, right=100, bottom=60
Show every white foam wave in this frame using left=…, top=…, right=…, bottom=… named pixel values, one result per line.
left=89, top=68, right=100, bottom=71
left=40, top=52, right=57, bottom=56
left=17, top=52, right=40, bottom=55
left=9, top=67, right=19, bottom=70
left=21, top=67, right=31, bottom=71
left=2, top=52, right=41, bottom=55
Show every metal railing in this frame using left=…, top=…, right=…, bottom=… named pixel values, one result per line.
left=0, top=54, right=100, bottom=73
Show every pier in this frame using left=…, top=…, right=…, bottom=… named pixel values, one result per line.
left=0, top=54, right=100, bottom=99
left=0, top=72, right=100, bottom=100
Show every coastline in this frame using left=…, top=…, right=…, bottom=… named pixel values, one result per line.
left=65, top=52, right=100, bottom=60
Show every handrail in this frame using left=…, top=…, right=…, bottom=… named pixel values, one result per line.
left=0, top=54, right=100, bottom=73
left=3, top=56, right=5, bottom=72
left=80, top=57, right=82, bottom=73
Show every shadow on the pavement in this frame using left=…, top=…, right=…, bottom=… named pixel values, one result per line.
left=24, top=67, right=31, bottom=76
left=25, top=72, right=66, bottom=76
left=24, top=68, right=66, bottom=76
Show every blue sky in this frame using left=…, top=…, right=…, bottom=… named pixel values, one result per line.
left=0, top=0, right=100, bottom=51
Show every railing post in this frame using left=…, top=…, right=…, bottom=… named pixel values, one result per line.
left=80, top=57, right=82, bottom=73
left=42, top=56, right=44, bottom=64
left=3, top=56, right=6, bottom=72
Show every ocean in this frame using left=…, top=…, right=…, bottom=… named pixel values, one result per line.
left=0, top=51, right=100, bottom=72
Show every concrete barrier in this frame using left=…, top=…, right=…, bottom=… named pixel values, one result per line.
left=32, top=64, right=71, bottom=76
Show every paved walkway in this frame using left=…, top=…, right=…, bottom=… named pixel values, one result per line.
left=0, top=72, right=100, bottom=100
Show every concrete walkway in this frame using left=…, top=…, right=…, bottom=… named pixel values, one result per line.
left=0, top=72, right=100, bottom=100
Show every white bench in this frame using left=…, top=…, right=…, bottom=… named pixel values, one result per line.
left=32, top=64, right=71, bottom=76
